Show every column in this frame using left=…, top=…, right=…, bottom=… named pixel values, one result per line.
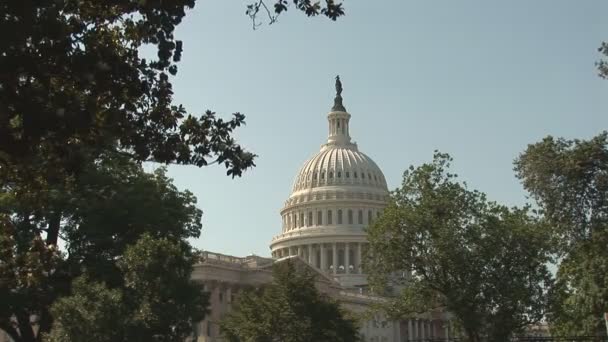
left=421, top=320, right=425, bottom=339
left=444, top=323, right=449, bottom=340
left=297, top=246, right=302, bottom=258
left=320, top=244, right=326, bottom=271
left=345, top=243, right=350, bottom=274
left=408, top=319, right=413, bottom=341
left=413, top=319, right=417, bottom=340
left=357, top=242, right=363, bottom=274
left=332, top=242, right=337, bottom=275
left=308, top=244, right=313, bottom=264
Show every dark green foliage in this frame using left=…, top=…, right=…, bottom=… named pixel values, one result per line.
left=0, top=0, right=345, bottom=340
left=366, top=152, right=553, bottom=342
left=246, top=0, right=345, bottom=28
left=598, top=42, right=608, bottom=79
left=0, top=155, right=208, bottom=342
left=47, top=234, right=207, bottom=342
left=515, top=132, right=608, bottom=336
left=220, top=260, right=360, bottom=342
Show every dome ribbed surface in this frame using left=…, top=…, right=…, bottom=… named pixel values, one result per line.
left=291, top=145, right=387, bottom=193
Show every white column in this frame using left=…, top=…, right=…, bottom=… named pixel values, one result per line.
left=421, top=320, right=426, bottom=339
left=320, top=244, right=326, bottom=271
left=308, top=244, right=313, bottom=264
left=408, top=319, right=413, bottom=341
left=297, top=246, right=302, bottom=258
left=345, top=243, right=350, bottom=274
left=444, top=323, right=449, bottom=339
left=413, top=319, right=418, bottom=339
left=332, top=242, right=337, bottom=275
left=357, top=242, right=363, bottom=274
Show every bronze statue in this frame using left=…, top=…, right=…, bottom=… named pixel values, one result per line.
left=332, top=75, right=346, bottom=112
left=335, top=75, right=343, bottom=97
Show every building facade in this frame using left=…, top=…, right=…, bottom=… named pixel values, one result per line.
left=191, top=77, right=449, bottom=342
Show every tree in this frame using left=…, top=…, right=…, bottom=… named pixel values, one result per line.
left=515, top=132, right=608, bottom=336
left=598, top=41, right=608, bottom=79
left=220, top=260, right=360, bottom=342
left=0, top=156, right=207, bottom=342
left=366, top=152, right=553, bottom=342
left=46, top=234, right=207, bottom=342
left=0, top=1, right=345, bottom=340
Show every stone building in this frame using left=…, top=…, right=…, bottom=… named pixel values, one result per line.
left=190, top=77, right=449, bottom=342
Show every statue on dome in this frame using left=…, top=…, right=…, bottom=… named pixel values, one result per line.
left=332, top=75, right=346, bottom=112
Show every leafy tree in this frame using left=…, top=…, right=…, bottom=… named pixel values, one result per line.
left=46, top=234, right=207, bottom=342
left=220, top=260, right=360, bottom=342
left=598, top=41, right=608, bottom=79
left=366, top=152, right=553, bottom=342
left=515, top=132, right=608, bottom=336
left=0, top=0, right=345, bottom=340
left=0, top=156, right=207, bottom=342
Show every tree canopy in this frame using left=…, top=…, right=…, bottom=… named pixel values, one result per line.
left=515, top=132, right=608, bottom=336
left=366, top=152, right=553, bottom=342
left=0, top=0, right=345, bottom=341
left=220, top=260, right=360, bottom=342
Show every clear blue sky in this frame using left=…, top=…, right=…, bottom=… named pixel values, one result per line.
left=148, top=0, right=607, bottom=257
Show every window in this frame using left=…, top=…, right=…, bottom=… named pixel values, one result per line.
left=368, top=173, right=372, bottom=179
left=317, top=211, right=322, bottom=225
left=300, top=213, right=304, bottom=227
left=338, top=210, right=343, bottom=224
left=321, top=171, right=325, bottom=179
left=368, top=210, right=373, bottom=225
left=348, top=209, right=353, bottom=224
left=313, top=172, right=317, bottom=180
left=329, top=172, right=333, bottom=178
left=346, top=172, right=350, bottom=178
left=362, top=172, right=365, bottom=179
left=327, top=210, right=333, bottom=224
left=338, top=171, right=341, bottom=178
left=358, top=210, right=363, bottom=224
left=337, top=120, right=340, bottom=128
left=308, top=212, right=313, bottom=227
left=219, top=291, right=223, bottom=302
left=354, top=172, right=358, bottom=178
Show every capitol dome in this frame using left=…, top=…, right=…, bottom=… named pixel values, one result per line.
left=270, top=77, right=389, bottom=289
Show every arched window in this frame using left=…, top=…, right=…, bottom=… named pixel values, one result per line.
left=358, top=210, right=363, bottom=224
left=308, top=212, right=313, bottom=227
left=348, top=209, right=353, bottom=224
left=327, top=210, right=333, bottom=224
left=337, top=210, right=343, bottom=224
left=368, top=210, right=373, bottom=225
left=317, top=211, right=322, bottom=225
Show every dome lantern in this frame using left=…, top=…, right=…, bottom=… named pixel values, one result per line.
left=326, top=75, right=355, bottom=149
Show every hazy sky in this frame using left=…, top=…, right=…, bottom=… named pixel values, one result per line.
left=149, top=0, right=608, bottom=256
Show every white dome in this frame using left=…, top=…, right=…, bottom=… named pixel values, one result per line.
left=291, top=146, right=388, bottom=194
left=270, top=77, right=389, bottom=289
